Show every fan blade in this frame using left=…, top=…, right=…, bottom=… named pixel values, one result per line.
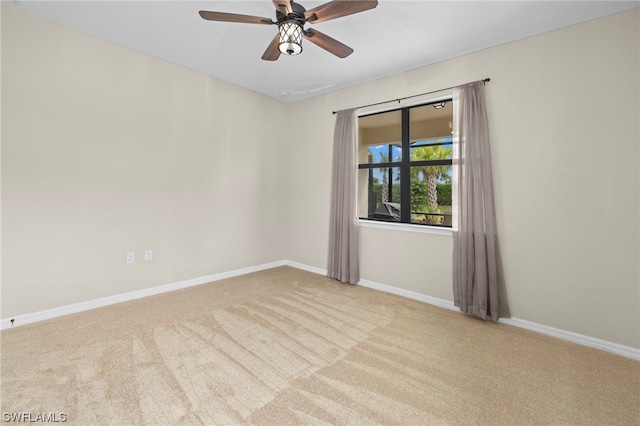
left=272, top=0, right=293, bottom=15
left=262, top=33, right=281, bottom=61
left=199, top=11, right=274, bottom=25
left=305, top=0, right=378, bottom=24
left=303, top=28, right=353, bottom=58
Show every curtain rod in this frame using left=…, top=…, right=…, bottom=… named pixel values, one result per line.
left=332, top=78, right=490, bottom=114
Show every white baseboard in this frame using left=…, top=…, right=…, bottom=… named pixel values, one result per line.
left=283, top=259, right=327, bottom=276
left=498, top=317, right=640, bottom=361
left=0, top=260, right=286, bottom=330
left=2, top=259, right=638, bottom=360
left=358, top=278, right=459, bottom=313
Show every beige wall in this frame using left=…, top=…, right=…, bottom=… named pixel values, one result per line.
left=2, top=6, right=638, bottom=349
left=285, top=9, right=639, bottom=348
left=1, top=6, right=289, bottom=317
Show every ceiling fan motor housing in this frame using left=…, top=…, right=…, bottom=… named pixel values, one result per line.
left=276, top=1, right=307, bottom=26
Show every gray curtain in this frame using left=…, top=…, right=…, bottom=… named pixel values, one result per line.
left=327, top=108, right=359, bottom=284
left=452, top=81, right=510, bottom=320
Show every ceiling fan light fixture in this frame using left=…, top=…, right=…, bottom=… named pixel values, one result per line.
left=279, top=21, right=303, bottom=55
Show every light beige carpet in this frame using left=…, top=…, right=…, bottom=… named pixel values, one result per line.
left=1, top=266, right=638, bottom=425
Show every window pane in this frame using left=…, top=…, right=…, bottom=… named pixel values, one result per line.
left=358, top=167, right=401, bottom=221
left=365, top=144, right=402, bottom=164
left=357, top=101, right=454, bottom=228
left=410, top=142, right=453, bottom=161
left=358, top=110, right=401, bottom=164
left=410, top=102, right=453, bottom=143
left=410, top=165, right=452, bottom=226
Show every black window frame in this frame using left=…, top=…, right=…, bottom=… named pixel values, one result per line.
left=358, top=99, right=453, bottom=227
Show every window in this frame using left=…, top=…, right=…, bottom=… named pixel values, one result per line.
left=358, top=100, right=453, bottom=227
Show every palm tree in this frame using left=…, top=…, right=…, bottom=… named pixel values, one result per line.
left=410, top=145, right=452, bottom=219
left=378, top=151, right=389, bottom=203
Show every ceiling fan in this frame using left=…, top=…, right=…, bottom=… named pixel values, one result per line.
left=199, top=0, right=378, bottom=61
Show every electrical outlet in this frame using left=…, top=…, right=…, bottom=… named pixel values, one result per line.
left=144, top=249, right=153, bottom=261
left=126, top=251, right=135, bottom=264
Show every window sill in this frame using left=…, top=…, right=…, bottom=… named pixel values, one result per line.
left=358, top=219, right=453, bottom=236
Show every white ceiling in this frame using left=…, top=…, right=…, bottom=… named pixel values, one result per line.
left=7, top=1, right=638, bottom=103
